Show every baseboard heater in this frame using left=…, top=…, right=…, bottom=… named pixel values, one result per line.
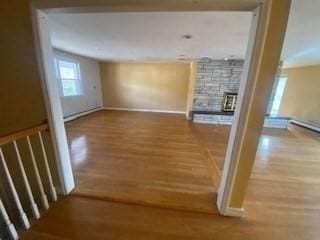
left=290, top=119, right=320, bottom=133
left=64, top=107, right=102, bottom=123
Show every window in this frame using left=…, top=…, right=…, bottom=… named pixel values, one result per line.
left=56, top=59, right=82, bottom=97
left=270, top=76, right=287, bottom=115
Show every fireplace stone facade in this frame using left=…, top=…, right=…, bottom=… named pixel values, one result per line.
left=190, top=58, right=289, bottom=128
left=193, top=58, right=243, bottom=112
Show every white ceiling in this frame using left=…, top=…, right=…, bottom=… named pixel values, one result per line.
left=48, top=12, right=252, bottom=62
left=281, top=0, right=320, bottom=68
left=48, top=0, right=320, bottom=68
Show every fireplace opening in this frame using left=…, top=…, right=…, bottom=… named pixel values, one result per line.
left=222, top=92, right=238, bottom=112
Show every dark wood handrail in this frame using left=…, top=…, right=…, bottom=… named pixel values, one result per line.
left=0, top=122, right=49, bottom=146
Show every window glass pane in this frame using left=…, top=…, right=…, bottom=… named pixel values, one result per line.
left=270, top=77, right=287, bottom=115
left=58, top=60, right=78, bottom=79
left=56, top=58, right=82, bottom=97
left=62, top=80, right=78, bottom=96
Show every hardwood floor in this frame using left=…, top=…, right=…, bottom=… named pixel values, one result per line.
left=21, top=195, right=318, bottom=240
left=22, top=110, right=320, bottom=239
left=65, top=110, right=224, bottom=213
left=246, top=126, right=320, bottom=211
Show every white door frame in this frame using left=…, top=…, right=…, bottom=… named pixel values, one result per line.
left=31, top=7, right=75, bottom=194
left=30, top=0, right=290, bottom=216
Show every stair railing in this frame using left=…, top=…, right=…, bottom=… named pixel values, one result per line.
left=0, top=122, right=57, bottom=240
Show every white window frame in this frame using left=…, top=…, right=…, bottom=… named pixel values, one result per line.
left=55, top=57, right=83, bottom=97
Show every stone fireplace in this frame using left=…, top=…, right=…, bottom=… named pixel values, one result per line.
left=190, top=58, right=290, bottom=128
left=193, top=58, right=243, bottom=112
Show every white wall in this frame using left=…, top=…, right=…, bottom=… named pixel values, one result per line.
left=53, top=49, right=103, bottom=117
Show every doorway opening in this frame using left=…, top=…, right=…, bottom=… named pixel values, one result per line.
left=32, top=1, right=288, bottom=217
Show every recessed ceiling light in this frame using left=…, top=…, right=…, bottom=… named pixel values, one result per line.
left=224, top=57, right=229, bottom=61
left=182, top=34, right=193, bottom=39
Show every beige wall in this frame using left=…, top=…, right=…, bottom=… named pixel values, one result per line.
left=279, top=65, right=320, bottom=126
left=100, top=62, right=190, bottom=112
left=0, top=1, right=47, bottom=135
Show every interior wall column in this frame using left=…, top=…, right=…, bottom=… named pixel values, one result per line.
left=217, top=0, right=291, bottom=216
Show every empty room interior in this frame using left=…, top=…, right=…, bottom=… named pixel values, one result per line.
left=52, top=11, right=253, bottom=213
left=1, top=0, right=320, bottom=239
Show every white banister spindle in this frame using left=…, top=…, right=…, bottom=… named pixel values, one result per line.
left=13, top=141, right=40, bottom=219
left=0, top=197, right=19, bottom=240
left=27, top=136, right=49, bottom=210
left=38, top=132, right=57, bottom=201
left=0, top=147, right=30, bottom=229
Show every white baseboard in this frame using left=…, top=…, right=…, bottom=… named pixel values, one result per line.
left=223, top=207, right=245, bottom=217
left=216, top=191, right=245, bottom=218
left=290, top=119, right=320, bottom=133
left=64, top=107, right=102, bottom=122
left=103, top=107, right=186, bottom=114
